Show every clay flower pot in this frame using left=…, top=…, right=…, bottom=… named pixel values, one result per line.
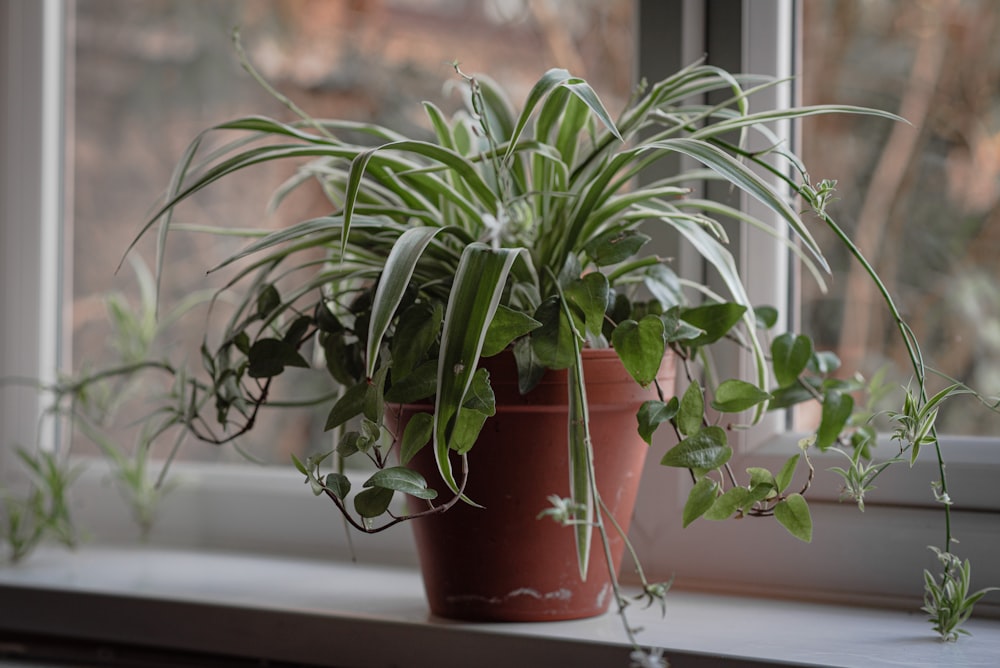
left=388, top=348, right=676, bottom=622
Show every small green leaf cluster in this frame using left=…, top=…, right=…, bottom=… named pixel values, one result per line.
left=0, top=448, right=80, bottom=563
left=632, top=309, right=875, bottom=543
left=66, top=52, right=983, bottom=647
left=922, top=546, right=999, bottom=642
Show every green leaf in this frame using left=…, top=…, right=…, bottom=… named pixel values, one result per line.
left=366, top=226, right=447, bottom=378
left=324, top=473, right=351, bottom=500
left=336, top=431, right=366, bottom=458
left=647, top=138, right=827, bottom=272
left=637, top=398, right=679, bottom=445
left=324, top=382, right=368, bottom=431
left=354, top=486, right=395, bottom=518
left=642, top=264, right=683, bottom=309
left=433, top=244, right=523, bottom=495
left=364, top=467, right=437, bottom=500
left=676, top=382, right=705, bottom=438
left=808, top=351, right=841, bottom=375
left=584, top=229, right=651, bottom=267
left=612, top=316, right=666, bottom=387
left=363, top=365, right=390, bottom=423
left=704, top=486, right=752, bottom=520
left=399, top=412, right=434, bottom=465
left=290, top=453, right=308, bottom=476
left=283, top=315, right=312, bottom=346
left=775, top=454, right=800, bottom=493
left=481, top=305, right=541, bottom=358
left=386, top=359, right=438, bottom=404
left=564, top=273, right=610, bottom=338
left=661, top=306, right=705, bottom=343
left=774, top=493, right=813, bottom=542
left=755, top=305, right=779, bottom=329
left=322, top=333, right=363, bottom=385
left=660, top=426, right=731, bottom=469
left=772, top=333, right=814, bottom=387
left=247, top=338, right=309, bottom=379
left=816, top=389, right=854, bottom=450
left=711, top=379, right=771, bottom=413
left=513, top=336, right=545, bottom=394
left=448, top=407, right=490, bottom=455
left=531, top=296, right=582, bottom=370
left=683, top=478, right=718, bottom=527
left=461, top=368, right=496, bottom=415
left=767, top=380, right=820, bottom=410
left=256, top=284, right=280, bottom=318
left=392, top=302, right=443, bottom=380
left=746, top=467, right=777, bottom=501
left=680, top=303, right=747, bottom=347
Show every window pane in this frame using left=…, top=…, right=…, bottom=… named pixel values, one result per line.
left=800, top=0, right=1000, bottom=437
left=69, top=0, right=635, bottom=464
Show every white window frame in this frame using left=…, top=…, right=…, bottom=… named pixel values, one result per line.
left=2, top=0, right=998, bottom=614
left=0, top=0, right=64, bottom=476
left=630, top=0, right=999, bottom=611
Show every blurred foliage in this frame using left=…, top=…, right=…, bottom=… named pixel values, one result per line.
left=801, top=0, right=1000, bottom=436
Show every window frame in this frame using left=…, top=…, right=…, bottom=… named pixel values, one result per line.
left=629, top=0, right=999, bottom=611
left=1, top=0, right=997, bottom=614
left=1, top=0, right=65, bottom=480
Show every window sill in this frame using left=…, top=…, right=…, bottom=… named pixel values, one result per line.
left=1, top=546, right=999, bottom=668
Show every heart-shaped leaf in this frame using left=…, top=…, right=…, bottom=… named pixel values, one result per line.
left=392, top=302, right=443, bottom=379
left=680, top=302, right=747, bottom=347
left=364, top=466, right=437, bottom=500
left=816, top=389, right=854, bottom=450
left=531, top=296, right=583, bottom=370
left=660, top=426, right=731, bottom=469
left=399, top=412, right=434, bottom=465
left=637, top=398, right=678, bottom=444
left=584, top=228, right=651, bottom=267
left=711, top=379, right=771, bottom=413
left=564, top=273, right=610, bottom=338
left=324, top=381, right=368, bottom=431
left=324, top=473, right=351, bottom=500
left=676, top=382, right=705, bottom=438
left=704, top=486, right=751, bottom=520
left=354, top=486, right=394, bottom=518
left=772, top=333, right=813, bottom=387
left=247, top=338, right=309, bottom=379
left=612, top=316, right=665, bottom=387
left=482, top=305, right=541, bottom=357
left=774, top=493, right=813, bottom=542
left=682, top=478, right=718, bottom=527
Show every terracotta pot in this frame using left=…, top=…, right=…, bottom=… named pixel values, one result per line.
left=386, top=348, right=676, bottom=622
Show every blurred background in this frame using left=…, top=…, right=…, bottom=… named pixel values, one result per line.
left=67, top=0, right=1000, bottom=467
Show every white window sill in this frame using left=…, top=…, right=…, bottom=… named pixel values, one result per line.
left=2, top=546, right=999, bottom=668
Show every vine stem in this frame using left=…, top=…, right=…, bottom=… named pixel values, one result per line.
left=728, top=141, right=953, bottom=560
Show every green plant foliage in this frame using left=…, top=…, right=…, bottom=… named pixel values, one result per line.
left=771, top=333, right=813, bottom=388
left=637, top=398, right=678, bottom=445
left=773, top=493, right=813, bottom=543
left=922, top=547, right=999, bottom=641
left=710, top=379, right=771, bottom=413
left=612, top=316, right=667, bottom=387
left=19, top=49, right=991, bottom=650
left=660, top=426, right=731, bottom=470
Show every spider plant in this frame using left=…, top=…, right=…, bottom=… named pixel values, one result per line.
left=123, top=58, right=910, bottom=573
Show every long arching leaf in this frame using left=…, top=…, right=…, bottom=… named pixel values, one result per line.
left=366, top=226, right=451, bottom=377
left=646, top=138, right=828, bottom=272
left=433, top=243, right=524, bottom=495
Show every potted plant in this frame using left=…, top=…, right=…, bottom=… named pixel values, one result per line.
left=7, top=47, right=993, bottom=658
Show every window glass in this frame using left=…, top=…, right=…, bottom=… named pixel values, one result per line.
left=69, top=0, right=635, bottom=464
left=800, top=0, right=1000, bottom=437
